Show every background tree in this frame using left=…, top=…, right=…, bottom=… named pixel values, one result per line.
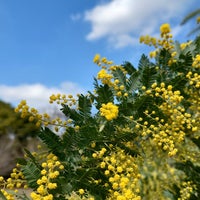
left=0, top=100, right=40, bottom=177
left=0, top=100, right=39, bottom=139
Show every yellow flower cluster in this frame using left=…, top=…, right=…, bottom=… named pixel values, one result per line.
left=138, top=139, right=183, bottom=199
left=140, top=23, right=174, bottom=58
left=112, top=78, right=129, bottom=98
left=178, top=181, right=194, bottom=200
left=0, top=166, right=27, bottom=190
left=93, top=53, right=101, bottom=64
left=93, top=54, right=113, bottom=66
left=180, top=40, right=192, bottom=50
left=100, top=102, right=119, bottom=121
left=192, top=54, right=200, bottom=69
left=15, top=99, right=73, bottom=132
left=92, top=147, right=107, bottom=159
left=30, top=153, right=64, bottom=200
left=0, top=189, right=15, bottom=200
left=15, top=100, right=49, bottom=127
left=49, top=93, right=79, bottom=106
left=139, top=35, right=157, bottom=47
left=0, top=164, right=28, bottom=199
left=186, top=71, right=200, bottom=88
left=101, top=148, right=141, bottom=200
left=92, top=146, right=141, bottom=200
left=94, top=54, right=128, bottom=95
left=97, top=69, right=113, bottom=85
left=142, top=83, right=197, bottom=156
left=160, top=23, right=171, bottom=36
left=187, top=88, right=200, bottom=114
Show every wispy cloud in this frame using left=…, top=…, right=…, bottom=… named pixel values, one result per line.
left=84, top=0, right=197, bottom=48
left=0, top=82, right=86, bottom=111
left=70, top=13, right=82, bottom=21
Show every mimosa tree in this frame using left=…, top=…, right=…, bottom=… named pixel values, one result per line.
left=0, top=24, right=199, bottom=200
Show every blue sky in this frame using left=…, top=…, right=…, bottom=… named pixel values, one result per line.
left=0, top=0, right=199, bottom=110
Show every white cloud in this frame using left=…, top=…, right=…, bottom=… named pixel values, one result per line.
left=0, top=82, right=86, bottom=111
left=84, top=0, right=197, bottom=48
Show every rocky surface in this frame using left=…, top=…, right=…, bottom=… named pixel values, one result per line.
left=0, top=134, right=39, bottom=177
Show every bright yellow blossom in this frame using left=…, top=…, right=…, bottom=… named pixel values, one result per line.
left=93, top=54, right=100, bottom=64
left=100, top=102, right=119, bottom=121
left=160, top=23, right=171, bottom=35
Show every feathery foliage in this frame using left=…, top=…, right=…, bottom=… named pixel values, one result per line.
left=1, top=24, right=200, bottom=200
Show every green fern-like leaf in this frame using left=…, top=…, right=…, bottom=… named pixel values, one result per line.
left=168, top=74, right=188, bottom=94
left=93, top=78, right=99, bottom=91
left=181, top=9, right=200, bottom=25
left=38, top=127, right=65, bottom=158
left=138, top=54, right=151, bottom=70
left=157, top=48, right=171, bottom=68
left=23, top=148, right=41, bottom=169
left=16, top=157, right=27, bottom=165
left=78, top=94, right=92, bottom=118
left=191, top=137, right=200, bottom=149
left=112, top=68, right=127, bottom=88
left=21, top=161, right=41, bottom=189
left=116, top=142, right=138, bottom=157
left=177, top=52, right=193, bottom=72
left=126, top=71, right=141, bottom=93
left=140, top=65, right=157, bottom=89
left=194, top=35, right=200, bottom=54
left=182, top=42, right=196, bottom=56
left=94, top=84, right=114, bottom=109
left=122, top=61, right=137, bottom=75
left=137, top=54, right=158, bottom=88
left=128, top=95, right=155, bottom=118
left=78, top=125, right=99, bottom=148
left=62, top=127, right=80, bottom=151
left=61, top=104, right=83, bottom=122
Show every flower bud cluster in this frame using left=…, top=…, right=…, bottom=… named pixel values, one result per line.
left=112, top=78, right=129, bottom=98
left=92, top=146, right=141, bottom=200
left=30, top=153, right=64, bottom=200
left=49, top=93, right=79, bottom=106
left=178, top=181, right=194, bottom=200
left=140, top=23, right=174, bottom=58
left=97, top=69, right=113, bottom=85
left=94, top=54, right=128, bottom=96
left=0, top=164, right=28, bottom=199
left=0, top=166, right=27, bottom=190
left=143, top=83, right=197, bottom=156
left=187, top=89, right=200, bottom=115
left=0, top=189, right=15, bottom=200
left=102, top=148, right=141, bottom=200
left=93, top=54, right=113, bottom=66
left=180, top=40, right=192, bottom=50
left=15, top=99, right=73, bottom=132
left=192, top=54, right=200, bottom=69
left=100, top=102, right=119, bottom=121
left=186, top=71, right=200, bottom=88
